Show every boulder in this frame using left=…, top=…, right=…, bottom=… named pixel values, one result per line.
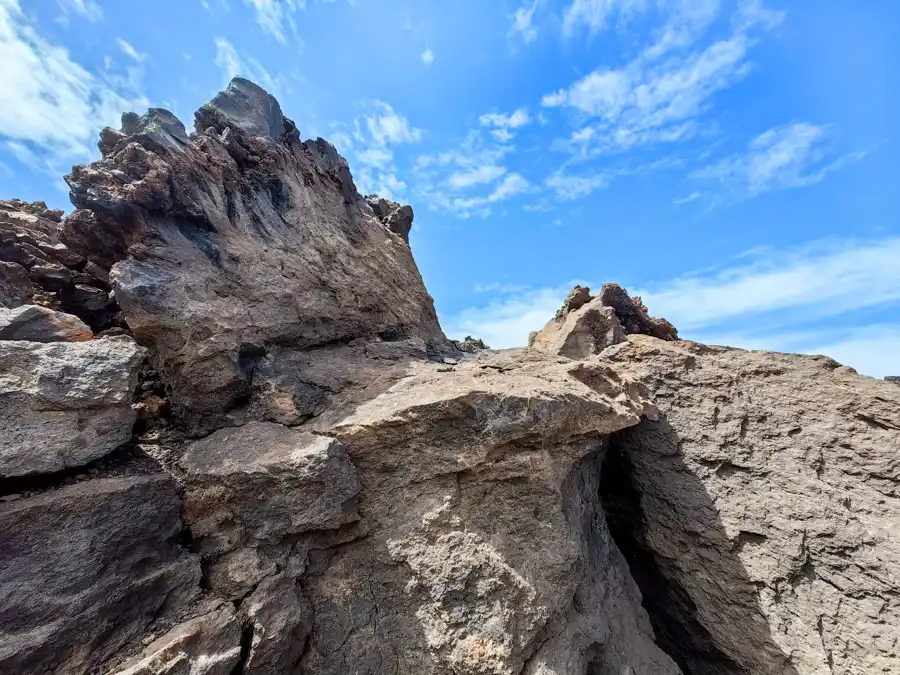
left=597, top=283, right=677, bottom=341
left=178, top=421, right=360, bottom=594
left=0, top=476, right=200, bottom=674
left=61, top=77, right=446, bottom=435
left=604, top=336, right=900, bottom=675
left=0, top=304, right=93, bottom=342
left=0, top=336, right=145, bottom=477
left=530, top=298, right=626, bottom=359
left=109, top=602, right=241, bottom=675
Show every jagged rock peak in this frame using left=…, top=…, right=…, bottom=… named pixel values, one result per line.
left=60, top=77, right=446, bottom=435
left=531, top=282, right=677, bottom=359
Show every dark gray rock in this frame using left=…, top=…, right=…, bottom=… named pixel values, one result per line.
left=196, top=77, right=285, bottom=140
left=0, top=261, right=34, bottom=308
left=0, top=476, right=200, bottom=674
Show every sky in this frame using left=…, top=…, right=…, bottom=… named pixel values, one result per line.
left=1, top=0, right=899, bottom=377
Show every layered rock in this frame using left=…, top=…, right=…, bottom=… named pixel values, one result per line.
left=530, top=283, right=676, bottom=359
left=0, top=199, right=119, bottom=330
left=0, top=336, right=145, bottom=477
left=603, top=336, right=900, bottom=675
left=2, top=77, right=898, bottom=675
left=61, top=77, right=445, bottom=436
left=0, top=476, right=199, bottom=674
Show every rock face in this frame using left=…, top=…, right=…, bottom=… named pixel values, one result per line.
left=603, top=336, right=900, bottom=675
left=61, top=77, right=444, bottom=436
left=0, top=476, right=200, bottom=675
left=0, top=336, right=145, bottom=477
left=1, top=78, right=898, bottom=675
left=530, top=283, right=676, bottom=358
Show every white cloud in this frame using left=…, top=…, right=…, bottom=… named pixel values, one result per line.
left=448, top=165, right=506, bottom=189
left=334, top=101, right=423, bottom=201
left=545, top=0, right=783, bottom=156
left=214, top=37, right=283, bottom=97
left=451, top=173, right=530, bottom=212
left=545, top=169, right=612, bottom=199
left=243, top=0, right=302, bottom=43
left=510, top=0, right=545, bottom=43
left=692, top=123, right=868, bottom=198
left=674, top=191, right=701, bottom=204
left=444, top=235, right=900, bottom=378
left=0, top=0, right=147, bottom=164
left=479, top=107, right=531, bottom=142
left=117, top=38, right=148, bottom=63
left=58, top=0, right=103, bottom=21
left=421, top=48, right=435, bottom=66
left=636, top=237, right=900, bottom=331
left=562, top=0, right=647, bottom=37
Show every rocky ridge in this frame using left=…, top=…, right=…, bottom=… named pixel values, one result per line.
left=0, top=78, right=897, bottom=675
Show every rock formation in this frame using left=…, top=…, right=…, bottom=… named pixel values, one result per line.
left=0, top=78, right=897, bottom=675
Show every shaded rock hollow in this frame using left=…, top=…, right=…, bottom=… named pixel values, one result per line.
left=0, top=78, right=897, bottom=675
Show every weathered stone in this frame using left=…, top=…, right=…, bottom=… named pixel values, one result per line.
left=241, top=574, right=313, bottom=674
left=531, top=297, right=626, bottom=359
left=604, top=336, right=900, bottom=675
left=110, top=602, right=241, bottom=675
left=62, top=77, right=446, bottom=435
left=0, top=304, right=93, bottom=342
left=0, top=476, right=200, bottom=675
left=0, top=261, right=33, bottom=307
left=0, top=336, right=145, bottom=477
left=366, top=195, right=414, bottom=244
left=885, top=375, right=900, bottom=384
left=178, top=422, right=360, bottom=580
left=597, top=283, right=677, bottom=341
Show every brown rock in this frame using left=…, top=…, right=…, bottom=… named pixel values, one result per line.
left=0, top=261, right=34, bottom=308
left=0, top=476, right=200, bottom=674
left=61, top=78, right=446, bottom=435
left=532, top=297, right=626, bottom=359
left=597, top=283, right=678, bottom=341
left=0, top=304, right=93, bottom=342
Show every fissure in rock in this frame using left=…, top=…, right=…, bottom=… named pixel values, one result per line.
left=599, top=424, right=747, bottom=675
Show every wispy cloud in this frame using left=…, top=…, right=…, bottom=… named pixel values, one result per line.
left=691, top=122, right=869, bottom=199
left=544, top=0, right=784, bottom=156
left=562, top=0, right=646, bottom=37
left=117, top=38, right=149, bottom=63
left=243, top=0, right=302, bottom=43
left=421, top=48, right=435, bottom=66
left=0, top=0, right=147, bottom=165
left=479, top=107, right=531, bottom=143
left=334, top=101, right=423, bottom=201
left=510, top=0, right=546, bottom=43
left=545, top=168, right=612, bottom=200
left=214, top=37, right=284, bottom=97
left=444, top=235, right=900, bottom=377
left=57, top=0, right=103, bottom=21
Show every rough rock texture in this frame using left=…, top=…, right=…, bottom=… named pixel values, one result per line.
left=3, top=78, right=899, bottom=675
left=530, top=283, right=676, bottom=358
left=109, top=602, right=241, bottom=675
left=61, top=77, right=445, bottom=436
left=0, top=336, right=145, bottom=477
left=0, top=199, right=120, bottom=330
left=0, top=304, right=93, bottom=342
left=0, top=476, right=200, bottom=675
left=604, top=336, right=900, bottom=675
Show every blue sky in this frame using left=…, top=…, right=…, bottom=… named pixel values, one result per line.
left=2, top=0, right=899, bottom=376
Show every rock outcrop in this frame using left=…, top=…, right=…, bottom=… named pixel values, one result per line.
left=1, top=78, right=897, bottom=675
left=530, top=283, right=676, bottom=359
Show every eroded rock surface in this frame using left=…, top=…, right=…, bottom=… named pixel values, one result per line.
left=530, top=283, right=676, bottom=359
left=605, top=336, right=900, bottom=675
left=61, top=77, right=445, bottom=436
left=0, top=335, right=145, bottom=477
left=0, top=476, right=199, bottom=675
left=2, top=77, right=898, bottom=675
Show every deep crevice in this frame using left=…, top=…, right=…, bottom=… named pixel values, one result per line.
left=599, top=429, right=747, bottom=675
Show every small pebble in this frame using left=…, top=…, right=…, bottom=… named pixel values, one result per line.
left=88, top=468, right=99, bottom=475
left=63, top=476, right=75, bottom=485
left=75, top=474, right=87, bottom=481
left=442, top=357, right=458, bottom=366
left=1, top=494, right=22, bottom=503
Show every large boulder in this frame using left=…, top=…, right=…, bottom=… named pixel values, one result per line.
left=61, top=78, right=446, bottom=436
left=604, top=336, right=900, bottom=675
left=0, top=476, right=200, bottom=674
left=0, top=336, right=145, bottom=477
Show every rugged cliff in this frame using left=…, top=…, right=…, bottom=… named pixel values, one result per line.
left=1, top=79, right=897, bottom=675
